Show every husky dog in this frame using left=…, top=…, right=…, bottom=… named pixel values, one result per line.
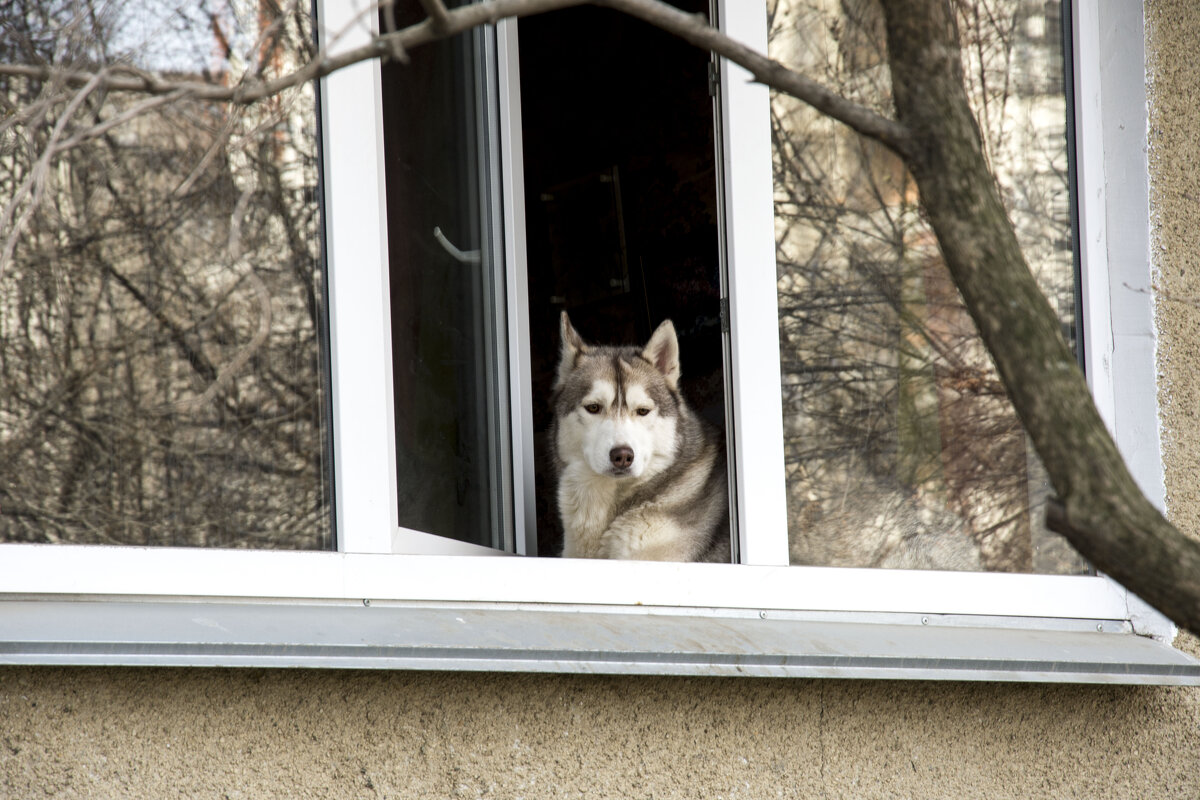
left=551, top=313, right=730, bottom=562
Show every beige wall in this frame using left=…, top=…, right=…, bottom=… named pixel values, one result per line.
left=4, top=1, right=1200, bottom=797
left=1149, top=0, right=1200, bottom=540
left=2, top=669, right=1200, bottom=798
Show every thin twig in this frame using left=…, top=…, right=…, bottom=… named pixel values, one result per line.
left=0, top=0, right=916, bottom=284
left=598, top=0, right=914, bottom=157
left=378, top=0, right=411, bottom=63
left=0, top=0, right=912, bottom=153
left=417, top=0, right=453, bottom=33
left=0, top=68, right=108, bottom=276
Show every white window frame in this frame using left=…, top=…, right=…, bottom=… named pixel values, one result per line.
left=1, top=0, right=1196, bottom=684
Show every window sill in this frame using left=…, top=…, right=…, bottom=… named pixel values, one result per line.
left=3, top=597, right=1198, bottom=684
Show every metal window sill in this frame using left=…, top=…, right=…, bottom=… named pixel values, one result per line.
left=2, top=598, right=1199, bottom=684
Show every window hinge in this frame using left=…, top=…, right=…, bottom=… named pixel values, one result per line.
left=708, top=61, right=720, bottom=98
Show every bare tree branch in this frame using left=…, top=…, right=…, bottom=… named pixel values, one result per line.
left=416, top=0, right=454, bottom=33
left=0, top=0, right=912, bottom=153
left=0, top=68, right=106, bottom=273
left=879, top=0, right=1200, bottom=635
left=1, top=0, right=913, bottom=285
left=598, top=0, right=914, bottom=156
left=378, top=0, right=412, bottom=62
left=177, top=185, right=276, bottom=413
left=0, top=1, right=580, bottom=104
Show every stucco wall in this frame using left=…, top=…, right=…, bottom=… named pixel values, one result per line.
left=1, top=668, right=1199, bottom=798
left=1149, top=0, right=1200, bottom=540
left=4, top=1, right=1200, bottom=797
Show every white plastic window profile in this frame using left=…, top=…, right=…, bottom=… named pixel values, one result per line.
left=0, top=0, right=1196, bottom=684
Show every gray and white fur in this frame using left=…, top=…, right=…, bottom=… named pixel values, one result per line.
left=551, top=312, right=730, bottom=562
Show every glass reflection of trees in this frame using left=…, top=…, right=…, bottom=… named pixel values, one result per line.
left=0, top=1, right=331, bottom=549
left=770, top=0, right=1086, bottom=573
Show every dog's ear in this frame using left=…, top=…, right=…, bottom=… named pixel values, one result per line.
left=556, top=312, right=588, bottom=389
left=642, top=319, right=680, bottom=391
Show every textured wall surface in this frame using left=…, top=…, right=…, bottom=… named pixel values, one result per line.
left=2, top=668, right=1200, bottom=799
left=3, top=1, right=1200, bottom=798
left=1149, top=0, right=1200, bottom=540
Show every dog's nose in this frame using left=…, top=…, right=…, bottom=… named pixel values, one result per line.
left=609, top=446, right=634, bottom=470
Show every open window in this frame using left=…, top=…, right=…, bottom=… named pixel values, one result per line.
left=375, top=0, right=733, bottom=558
left=1, top=0, right=1197, bottom=684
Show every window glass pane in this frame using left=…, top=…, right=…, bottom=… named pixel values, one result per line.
left=0, top=1, right=332, bottom=549
left=769, top=0, right=1086, bottom=572
left=379, top=8, right=510, bottom=549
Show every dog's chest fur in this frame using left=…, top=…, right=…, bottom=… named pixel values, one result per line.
left=556, top=461, right=622, bottom=558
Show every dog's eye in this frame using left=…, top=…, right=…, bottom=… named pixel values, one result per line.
left=636, top=407, right=652, bottom=417
left=584, top=403, right=602, bottom=414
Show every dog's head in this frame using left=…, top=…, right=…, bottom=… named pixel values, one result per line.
left=553, top=312, right=681, bottom=480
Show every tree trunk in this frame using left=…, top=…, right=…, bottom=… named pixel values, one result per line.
left=879, top=0, right=1200, bottom=634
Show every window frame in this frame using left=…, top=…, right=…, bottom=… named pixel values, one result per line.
left=0, top=0, right=1194, bottom=684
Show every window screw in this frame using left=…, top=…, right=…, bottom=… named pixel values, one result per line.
left=1096, top=623, right=1104, bottom=632
left=921, top=616, right=929, bottom=625
left=759, top=611, right=767, bottom=619
left=363, top=599, right=371, bottom=607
